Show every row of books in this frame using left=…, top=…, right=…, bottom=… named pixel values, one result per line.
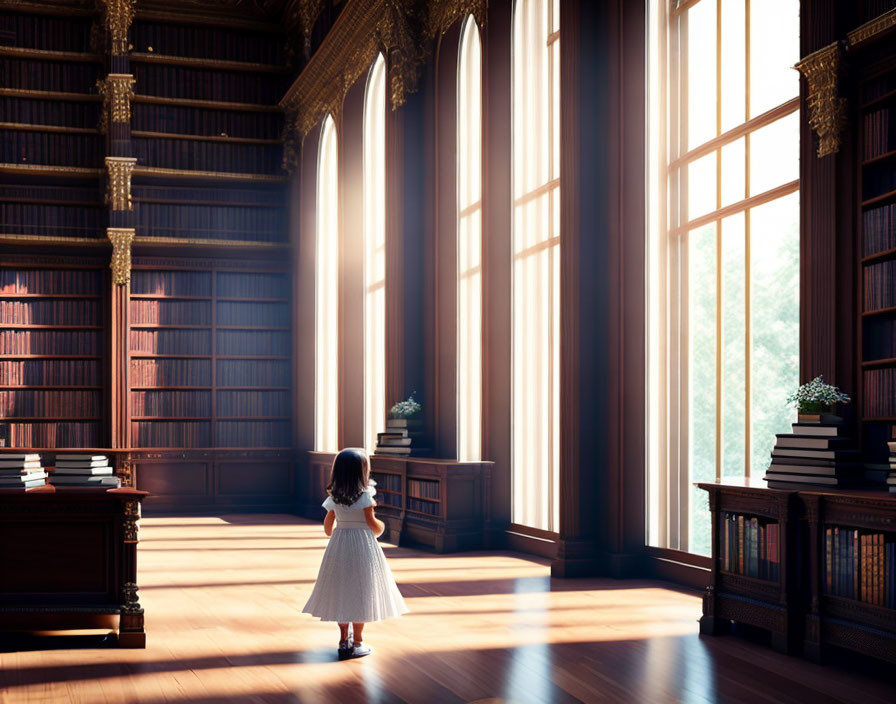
left=217, top=390, right=290, bottom=416
left=136, top=203, right=287, bottom=238
left=861, top=72, right=896, bottom=104
left=1, top=57, right=100, bottom=94
left=864, top=202, right=896, bottom=257
left=864, top=259, right=896, bottom=311
left=132, top=270, right=212, bottom=297
left=0, top=269, right=101, bottom=294
left=0, top=299, right=100, bottom=326
left=376, top=491, right=401, bottom=508
left=215, top=330, right=290, bottom=356
left=0, top=184, right=101, bottom=205
left=0, top=203, right=104, bottom=236
left=217, top=301, right=289, bottom=327
left=863, top=108, right=896, bottom=160
left=825, top=527, right=895, bottom=608
left=130, top=421, right=292, bottom=447
left=0, top=421, right=98, bottom=446
left=864, top=368, right=896, bottom=417
left=1, top=97, right=101, bottom=129
left=216, top=273, right=290, bottom=299
left=133, top=64, right=284, bottom=105
left=0, top=330, right=101, bottom=355
left=130, top=358, right=212, bottom=386
left=130, top=302, right=291, bottom=328
left=719, top=512, right=781, bottom=582
left=133, top=184, right=286, bottom=206
left=131, top=358, right=291, bottom=387
left=0, top=13, right=93, bottom=53
left=133, top=104, right=282, bottom=140
left=0, top=389, right=99, bottom=416
left=130, top=390, right=211, bottom=417
left=863, top=160, right=896, bottom=201
left=0, top=129, right=103, bottom=168
left=132, top=22, right=285, bottom=65
left=133, top=137, right=283, bottom=174
left=0, top=360, right=101, bottom=386
left=131, top=420, right=211, bottom=447
left=407, top=479, right=439, bottom=500
left=407, top=497, right=440, bottom=516
left=130, top=329, right=212, bottom=355
left=216, top=420, right=291, bottom=447
left=130, top=300, right=211, bottom=326
left=371, top=472, right=402, bottom=493
left=131, top=390, right=290, bottom=416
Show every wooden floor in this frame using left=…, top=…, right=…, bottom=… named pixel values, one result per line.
left=2, top=515, right=896, bottom=703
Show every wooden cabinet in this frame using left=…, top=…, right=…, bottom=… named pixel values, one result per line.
left=0, top=486, right=148, bottom=647
left=306, top=451, right=493, bottom=552
left=698, top=480, right=799, bottom=654
left=699, top=481, right=896, bottom=663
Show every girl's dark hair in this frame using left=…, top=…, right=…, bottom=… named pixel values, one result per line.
left=326, top=448, right=370, bottom=506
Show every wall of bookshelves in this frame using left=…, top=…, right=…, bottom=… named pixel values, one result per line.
left=0, top=8, right=105, bottom=245
left=129, top=263, right=292, bottom=449
left=128, top=15, right=289, bottom=248
left=0, top=260, right=106, bottom=448
left=860, top=58, right=896, bottom=462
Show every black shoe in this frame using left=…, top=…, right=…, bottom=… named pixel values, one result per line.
left=350, top=641, right=371, bottom=658
left=337, top=640, right=353, bottom=661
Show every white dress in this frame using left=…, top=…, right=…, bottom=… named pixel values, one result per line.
left=302, top=482, right=409, bottom=623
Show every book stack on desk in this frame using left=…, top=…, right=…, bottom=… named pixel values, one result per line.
left=0, top=453, right=47, bottom=490
left=375, top=418, right=429, bottom=457
left=49, top=454, right=120, bottom=489
left=763, top=420, right=861, bottom=490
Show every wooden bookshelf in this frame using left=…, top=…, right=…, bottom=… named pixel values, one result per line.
left=0, top=261, right=106, bottom=449
left=700, top=482, right=896, bottom=664
left=129, top=264, right=292, bottom=450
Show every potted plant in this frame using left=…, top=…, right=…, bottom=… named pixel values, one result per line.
left=787, top=375, right=851, bottom=423
left=389, top=393, right=422, bottom=420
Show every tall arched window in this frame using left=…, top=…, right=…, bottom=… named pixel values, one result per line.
left=315, top=114, right=339, bottom=452
left=457, top=16, right=482, bottom=462
left=363, top=54, right=387, bottom=453
left=511, top=0, right=560, bottom=531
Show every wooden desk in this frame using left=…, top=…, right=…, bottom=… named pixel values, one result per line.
left=0, top=486, right=148, bottom=647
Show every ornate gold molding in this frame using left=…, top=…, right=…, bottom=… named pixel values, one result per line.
left=107, top=227, right=135, bottom=285
left=97, top=0, right=135, bottom=56
left=97, top=74, right=135, bottom=134
left=280, top=0, right=487, bottom=171
left=848, top=7, right=896, bottom=47
left=795, top=42, right=847, bottom=158
left=122, top=582, right=143, bottom=613
left=105, top=156, right=136, bottom=210
left=122, top=497, right=141, bottom=542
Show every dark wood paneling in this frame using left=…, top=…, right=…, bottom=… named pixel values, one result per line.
left=217, top=461, right=291, bottom=496
left=136, top=461, right=211, bottom=498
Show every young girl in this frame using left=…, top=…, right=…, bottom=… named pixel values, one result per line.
left=302, top=448, right=408, bottom=659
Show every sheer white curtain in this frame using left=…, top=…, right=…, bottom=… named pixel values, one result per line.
left=363, top=54, right=387, bottom=453
left=457, top=16, right=483, bottom=462
left=314, top=114, right=339, bottom=452
left=511, top=0, right=560, bottom=531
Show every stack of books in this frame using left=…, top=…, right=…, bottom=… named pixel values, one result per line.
left=887, top=441, right=896, bottom=493
left=49, top=454, right=121, bottom=489
left=764, top=417, right=861, bottom=490
left=0, top=453, right=46, bottom=490
left=375, top=418, right=427, bottom=457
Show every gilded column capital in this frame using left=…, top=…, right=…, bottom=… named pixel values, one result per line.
left=795, top=42, right=847, bottom=158
left=107, top=227, right=135, bottom=286
left=105, top=156, right=136, bottom=211
left=97, top=0, right=136, bottom=56
left=97, top=74, right=136, bottom=134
